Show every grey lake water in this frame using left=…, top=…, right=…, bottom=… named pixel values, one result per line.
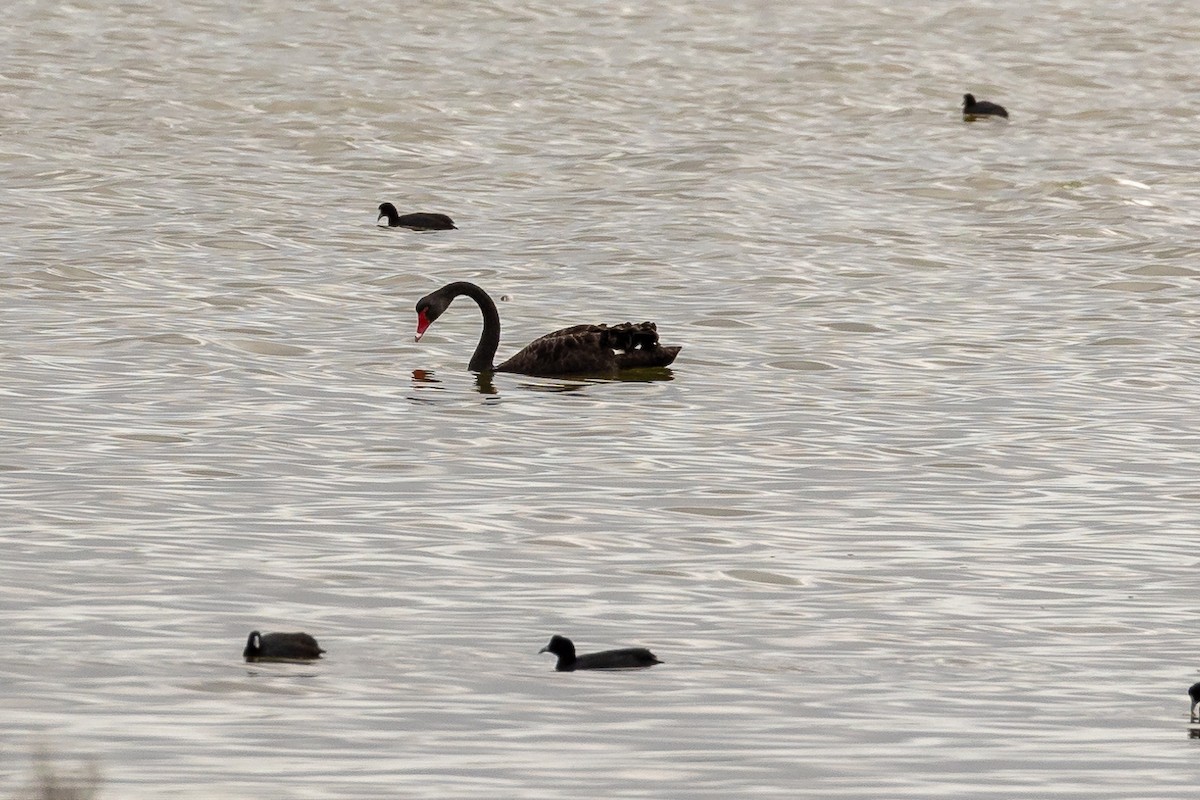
left=3, top=0, right=1200, bottom=797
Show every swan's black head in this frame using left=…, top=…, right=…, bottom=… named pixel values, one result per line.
left=243, top=631, right=262, bottom=659
left=539, top=635, right=576, bottom=659
left=415, top=288, right=453, bottom=342
left=963, top=93, right=976, bottom=108
left=377, top=202, right=399, bottom=225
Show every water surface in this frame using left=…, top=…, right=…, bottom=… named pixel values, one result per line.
left=3, top=0, right=1200, bottom=797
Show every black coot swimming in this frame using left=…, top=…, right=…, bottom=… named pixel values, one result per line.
left=377, top=202, right=456, bottom=230
left=539, top=634, right=662, bottom=671
left=962, top=93, right=1008, bottom=119
left=243, top=630, right=325, bottom=662
left=1189, top=682, right=1200, bottom=722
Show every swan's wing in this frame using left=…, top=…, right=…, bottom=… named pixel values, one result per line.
left=497, top=321, right=680, bottom=375
left=496, top=326, right=615, bottom=375
left=615, top=344, right=680, bottom=369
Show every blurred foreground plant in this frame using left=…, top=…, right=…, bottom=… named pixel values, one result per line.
left=17, top=749, right=100, bottom=800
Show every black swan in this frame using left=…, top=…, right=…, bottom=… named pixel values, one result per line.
left=243, top=630, right=325, bottom=662
left=1190, top=682, right=1200, bottom=722
left=377, top=202, right=456, bottom=230
left=539, top=635, right=663, bottom=672
left=962, top=93, right=1008, bottom=119
left=414, top=281, right=681, bottom=376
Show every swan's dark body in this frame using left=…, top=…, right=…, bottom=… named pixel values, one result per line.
left=1190, top=682, right=1200, bottom=722
left=414, top=281, right=681, bottom=376
left=962, top=93, right=1008, bottom=118
left=377, top=202, right=456, bottom=230
left=243, top=630, right=325, bottom=662
left=539, top=635, right=662, bottom=672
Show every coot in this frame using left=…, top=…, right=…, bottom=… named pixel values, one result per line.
left=539, top=634, right=662, bottom=671
left=377, top=202, right=456, bottom=230
left=243, top=630, right=325, bottom=662
left=962, top=93, right=1008, bottom=119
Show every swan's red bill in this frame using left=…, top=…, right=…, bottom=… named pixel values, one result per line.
left=415, top=309, right=432, bottom=342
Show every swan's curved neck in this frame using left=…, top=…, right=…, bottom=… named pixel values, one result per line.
left=447, top=282, right=500, bottom=372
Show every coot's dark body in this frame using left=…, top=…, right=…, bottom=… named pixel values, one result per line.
left=539, top=634, right=662, bottom=671
left=962, top=93, right=1008, bottom=118
left=377, top=202, right=456, bottom=230
left=243, top=630, right=325, bottom=662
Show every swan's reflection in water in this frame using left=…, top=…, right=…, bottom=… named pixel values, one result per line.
left=509, top=366, right=677, bottom=393
left=611, top=367, right=676, bottom=383
left=407, top=369, right=443, bottom=405
left=410, top=368, right=674, bottom=401
left=409, top=369, right=503, bottom=402
left=475, top=373, right=498, bottom=396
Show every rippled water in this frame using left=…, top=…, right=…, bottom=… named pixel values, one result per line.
left=4, top=0, right=1200, bottom=797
